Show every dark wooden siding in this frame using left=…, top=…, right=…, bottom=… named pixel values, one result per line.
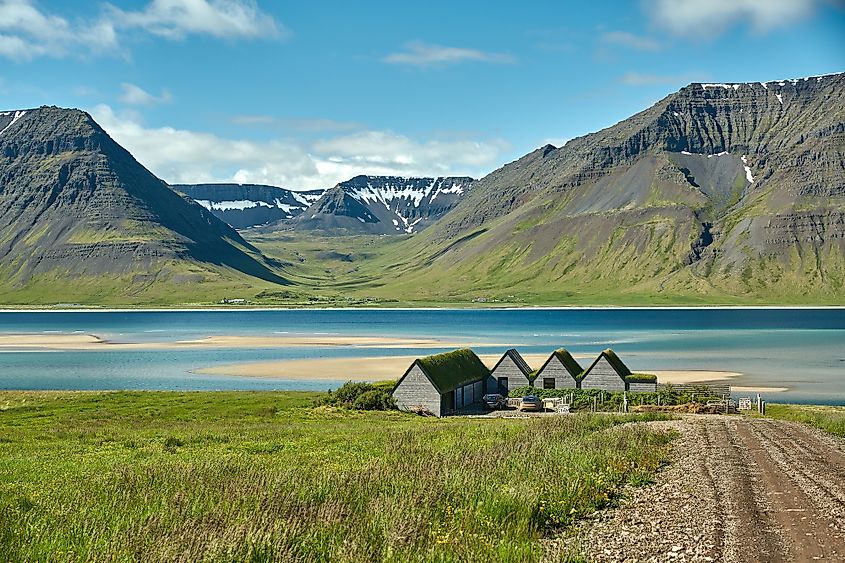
left=393, top=365, right=442, bottom=416
left=581, top=357, right=626, bottom=391
left=535, top=357, right=578, bottom=390
left=628, top=382, right=658, bottom=393
left=490, top=355, right=532, bottom=393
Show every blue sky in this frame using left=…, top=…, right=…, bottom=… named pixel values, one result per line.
left=1, top=0, right=843, bottom=189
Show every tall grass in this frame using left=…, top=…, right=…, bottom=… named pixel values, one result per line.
left=765, top=404, right=845, bottom=437
left=0, top=391, right=673, bottom=562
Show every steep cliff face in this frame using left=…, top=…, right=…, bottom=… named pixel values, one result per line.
left=396, top=73, right=845, bottom=301
left=0, top=106, right=286, bottom=290
left=288, top=175, right=473, bottom=235
left=175, top=183, right=324, bottom=229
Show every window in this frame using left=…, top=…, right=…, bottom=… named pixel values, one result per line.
left=543, top=378, right=555, bottom=389
left=498, top=377, right=508, bottom=393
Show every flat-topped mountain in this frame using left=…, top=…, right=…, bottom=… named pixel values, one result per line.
left=175, top=183, right=324, bottom=229
left=0, top=106, right=286, bottom=302
left=382, top=73, right=845, bottom=302
left=288, top=175, right=473, bottom=235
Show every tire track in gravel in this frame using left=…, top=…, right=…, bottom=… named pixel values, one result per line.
left=734, top=418, right=845, bottom=561
left=557, top=416, right=845, bottom=562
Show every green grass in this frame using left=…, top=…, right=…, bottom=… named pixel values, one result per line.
left=765, top=404, right=845, bottom=438
left=0, top=391, right=674, bottom=562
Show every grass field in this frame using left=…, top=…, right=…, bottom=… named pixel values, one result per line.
left=765, top=404, right=845, bottom=438
left=0, top=391, right=673, bottom=562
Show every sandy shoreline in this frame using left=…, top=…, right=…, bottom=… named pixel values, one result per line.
left=0, top=333, right=497, bottom=351
left=196, top=355, right=743, bottom=386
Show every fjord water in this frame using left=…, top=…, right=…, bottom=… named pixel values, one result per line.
left=0, top=309, right=843, bottom=404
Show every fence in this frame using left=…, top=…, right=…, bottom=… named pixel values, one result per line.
left=658, top=383, right=732, bottom=397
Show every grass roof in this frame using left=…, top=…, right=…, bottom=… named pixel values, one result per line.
left=416, top=348, right=491, bottom=394
left=601, top=349, right=632, bottom=377
left=494, top=348, right=533, bottom=376
left=625, top=373, right=657, bottom=383
left=553, top=348, right=585, bottom=379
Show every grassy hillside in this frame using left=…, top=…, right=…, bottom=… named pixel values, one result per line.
left=0, top=391, right=673, bottom=562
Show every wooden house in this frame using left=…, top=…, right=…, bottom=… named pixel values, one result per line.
left=581, top=349, right=659, bottom=392
left=534, top=348, right=583, bottom=390
left=489, top=348, right=534, bottom=395
left=581, top=348, right=630, bottom=391
left=392, top=348, right=491, bottom=417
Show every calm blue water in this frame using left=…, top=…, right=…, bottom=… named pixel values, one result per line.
left=0, top=309, right=843, bottom=404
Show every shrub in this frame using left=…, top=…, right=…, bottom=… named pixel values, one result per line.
left=317, top=381, right=398, bottom=411
left=352, top=389, right=396, bottom=411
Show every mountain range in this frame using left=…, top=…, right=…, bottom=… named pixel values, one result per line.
left=379, top=73, right=844, bottom=303
left=286, top=175, right=473, bottom=235
left=175, top=183, right=324, bottom=229
left=0, top=71, right=842, bottom=305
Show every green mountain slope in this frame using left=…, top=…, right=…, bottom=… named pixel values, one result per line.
left=0, top=107, right=288, bottom=305
left=264, top=73, right=844, bottom=305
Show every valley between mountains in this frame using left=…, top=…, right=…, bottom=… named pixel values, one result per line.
left=0, top=72, right=843, bottom=307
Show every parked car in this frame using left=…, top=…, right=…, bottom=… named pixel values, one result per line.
left=519, top=395, right=543, bottom=412
left=482, top=393, right=507, bottom=410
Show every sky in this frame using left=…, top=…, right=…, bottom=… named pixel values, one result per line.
left=0, top=0, right=843, bottom=190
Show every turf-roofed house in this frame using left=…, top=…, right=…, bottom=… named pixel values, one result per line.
left=392, top=349, right=491, bottom=417
left=534, top=348, right=583, bottom=390
left=489, top=348, right=534, bottom=395
left=581, top=349, right=658, bottom=392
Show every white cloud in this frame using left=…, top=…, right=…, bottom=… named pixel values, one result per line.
left=119, top=83, right=172, bottom=106
left=384, top=41, right=516, bottom=67
left=0, top=0, right=117, bottom=61
left=600, top=31, right=660, bottom=51
left=105, top=0, right=283, bottom=40
left=0, top=0, right=281, bottom=62
left=90, top=105, right=507, bottom=189
left=620, top=71, right=709, bottom=86
left=646, top=0, right=827, bottom=37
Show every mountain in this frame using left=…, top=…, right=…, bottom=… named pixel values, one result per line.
left=364, top=73, right=845, bottom=303
left=287, top=175, right=473, bottom=235
left=0, top=106, right=286, bottom=303
left=175, top=183, right=324, bottom=229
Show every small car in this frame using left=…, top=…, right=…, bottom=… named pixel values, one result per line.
left=519, top=395, right=543, bottom=412
left=482, top=393, right=507, bottom=410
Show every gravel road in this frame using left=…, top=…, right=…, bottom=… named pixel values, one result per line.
left=548, top=415, right=845, bottom=562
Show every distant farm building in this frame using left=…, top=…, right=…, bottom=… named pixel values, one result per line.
left=489, top=348, right=534, bottom=395
left=535, top=348, right=583, bottom=389
left=392, top=348, right=491, bottom=417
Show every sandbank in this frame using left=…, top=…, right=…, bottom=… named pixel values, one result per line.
left=196, top=355, right=740, bottom=384
left=0, top=333, right=494, bottom=351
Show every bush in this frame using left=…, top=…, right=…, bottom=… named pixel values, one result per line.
left=352, top=389, right=396, bottom=411
left=317, top=381, right=397, bottom=411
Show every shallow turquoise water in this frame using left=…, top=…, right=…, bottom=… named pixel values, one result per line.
left=0, top=309, right=842, bottom=403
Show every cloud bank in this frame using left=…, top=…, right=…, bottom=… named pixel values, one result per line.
left=91, top=105, right=508, bottom=189
left=0, top=0, right=282, bottom=61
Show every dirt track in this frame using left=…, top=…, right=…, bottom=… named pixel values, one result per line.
left=552, top=415, right=845, bottom=562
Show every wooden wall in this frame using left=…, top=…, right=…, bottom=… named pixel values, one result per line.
left=535, top=357, right=578, bottom=390
left=491, top=355, right=532, bottom=393
left=628, top=382, right=658, bottom=393
left=581, top=357, right=626, bottom=391
left=393, top=364, right=442, bottom=416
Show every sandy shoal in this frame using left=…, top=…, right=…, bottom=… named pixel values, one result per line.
left=730, top=385, right=788, bottom=393
left=0, top=333, right=494, bottom=351
left=196, top=355, right=741, bottom=384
